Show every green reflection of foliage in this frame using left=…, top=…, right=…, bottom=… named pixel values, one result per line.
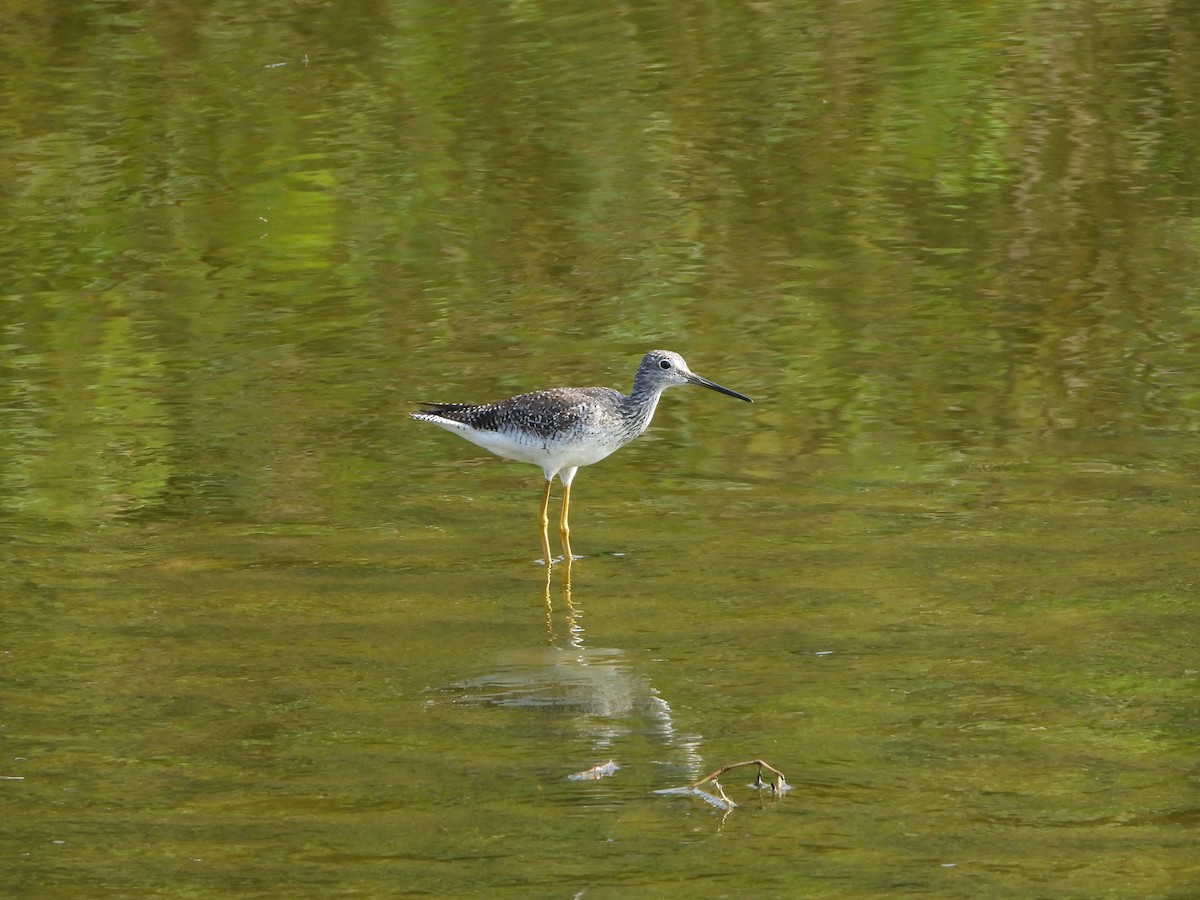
left=0, top=292, right=170, bottom=526
left=0, top=0, right=1198, bottom=529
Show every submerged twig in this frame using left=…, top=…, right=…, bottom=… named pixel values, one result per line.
left=694, top=759, right=788, bottom=796
left=655, top=759, right=788, bottom=812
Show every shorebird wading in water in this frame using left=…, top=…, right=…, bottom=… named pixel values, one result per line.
left=411, top=350, right=753, bottom=564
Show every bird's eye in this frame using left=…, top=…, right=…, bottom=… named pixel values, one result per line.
left=658, top=359, right=672, bottom=370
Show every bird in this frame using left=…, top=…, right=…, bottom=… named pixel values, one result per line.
left=411, top=350, right=752, bottom=564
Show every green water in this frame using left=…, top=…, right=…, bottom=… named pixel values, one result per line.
left=2, top=1, right=1198, bottom=897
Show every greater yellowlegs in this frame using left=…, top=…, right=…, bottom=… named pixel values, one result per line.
left=412, top=349, right=752, bottom=564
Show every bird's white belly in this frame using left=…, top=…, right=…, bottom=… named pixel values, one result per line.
left=426, top=417, right=623, bottom=476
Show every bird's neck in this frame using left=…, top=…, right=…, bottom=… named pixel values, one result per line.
left=625, top=383, right=665, bottom=434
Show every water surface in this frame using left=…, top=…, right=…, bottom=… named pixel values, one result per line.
left=2, top=0, right=1198, bottom=897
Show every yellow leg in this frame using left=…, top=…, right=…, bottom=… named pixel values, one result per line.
left=559, top=482, right=572, bottom=562
left=539, top=479, right=553, bottom=565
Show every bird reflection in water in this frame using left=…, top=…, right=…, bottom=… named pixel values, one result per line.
left=440, top=561, right=703, bottom=779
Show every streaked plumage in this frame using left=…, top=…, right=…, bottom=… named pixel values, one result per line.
left=412, top=350, right=752, bottom=564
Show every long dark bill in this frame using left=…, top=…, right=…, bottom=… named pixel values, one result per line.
left=686, top=373, right=753, bottom=403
